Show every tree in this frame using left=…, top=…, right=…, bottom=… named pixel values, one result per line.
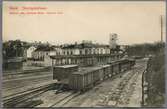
left=3, top=40, right=25, bottom=58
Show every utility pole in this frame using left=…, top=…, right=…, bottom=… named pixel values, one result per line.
left=160, top=15, right=163, bottom=42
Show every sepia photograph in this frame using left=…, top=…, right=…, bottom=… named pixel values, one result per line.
left=2, top=1, right=166, bottom=108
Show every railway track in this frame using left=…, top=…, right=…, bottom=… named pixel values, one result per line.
left=3, top=67, right=51, bottom=76
left=49, top=92, right=80, bottom=107
left=3, top=76, right=52, bottom=92
left=116, top=70, right=140, bottom=105
left=49, top=68, right=138, bottom=107
left=46, top=70, right=135, bottom=107
left=115, top=64, right=147, bottom=106
left=104, top=63, right=146, bottom=106
left=3, top=59, right=143, bottom=107
left=3, top=82, right=55, bottom=107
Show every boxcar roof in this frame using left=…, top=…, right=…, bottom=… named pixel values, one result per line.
left=108, top=59, right=130, bottom=65
left=102, top=64, right=110, bottom=68
left=56, top=79, right=69, bottom=85
left=54, top=64, right=78, bottom=68
left=72, top=66, right=102, bottom=75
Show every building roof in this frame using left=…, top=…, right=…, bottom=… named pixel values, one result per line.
left=107, top=59, right=131, bottom=65
left=27, top=46, right=37, bottom=50
left=101, top=64, right=111, bottom=68
left=72, top=66, right=102, bottom=75
left=52, top=45, right=61, bottom=48
left=50, top=53, right=122, bottom=59
left=61, top=43, right=109, bottom=49
left=34, top=45, right=55, bottom=52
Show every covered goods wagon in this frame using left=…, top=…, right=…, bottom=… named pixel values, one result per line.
left=53, top=65, right=78, bottom=81
left=55, top=59, right=136, bottom=91
left=119, top=59, right=132, bottom=72
left=101, top=65, right=111, bottom=79
left=69, top=66, right=104, bottom=91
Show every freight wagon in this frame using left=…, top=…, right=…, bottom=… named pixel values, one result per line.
left=53, top=65, right=78, bottom=81
left=69, top=66, right=104, bottom=91
left=101, top=65, right=111, bottom=79
left=129, top=59, right=136, bottom=66
left=69, top=59, right=135, bottom=91
left=108, top=59, right=135, bottom=74
left=119, top=59, right=132, bottom=72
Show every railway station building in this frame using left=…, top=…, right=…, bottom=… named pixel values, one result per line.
left=50, top=41, right=124, bottom=67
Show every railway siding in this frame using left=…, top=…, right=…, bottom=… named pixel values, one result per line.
left=3, top=80, right=57, bottom=107
left=3, top=59, right=137, bottom=107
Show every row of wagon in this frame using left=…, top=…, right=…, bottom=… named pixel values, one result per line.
left=53, top=59, right=135, bottom=91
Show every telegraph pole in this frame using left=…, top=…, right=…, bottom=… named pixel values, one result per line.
left=160, top=15, right=163, bottom=42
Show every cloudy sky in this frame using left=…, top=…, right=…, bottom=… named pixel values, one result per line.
left=3, top=1, right=165, bottom=45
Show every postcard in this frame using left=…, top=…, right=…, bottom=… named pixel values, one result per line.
left=2, top=0, right=166, bottom=108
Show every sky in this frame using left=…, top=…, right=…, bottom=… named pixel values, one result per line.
left=3, top=1, right=166, bottom=45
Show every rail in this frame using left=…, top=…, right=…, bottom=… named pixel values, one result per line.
left=3, top=81, right=57, bottom=107
left=141, top=58, right=149, bottom=106
left=49, top=92, right=80, bottom=107
left=3, top=66, right=51, bottom=76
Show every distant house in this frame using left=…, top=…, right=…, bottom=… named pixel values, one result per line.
left=32, top=45, right=56, bottom=61
left=25, top=45, right=63, bottom=67
left=26, top=46, right=37, bottom=59
left=50, top=42, right=119, bottom=66
left=49, top=45, right=62, bottom=56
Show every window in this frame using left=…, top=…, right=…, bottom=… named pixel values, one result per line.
left=93, top=49, right=95, bottom=54
left=85, top=49, right=88, bottom=55
left=100, top=49, right=103, bottom=54
left=97, top=49, right=99, bottom=54
left=88, top=49, right=91, bottom=54
left=80, top=50, right=82, bottom=55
